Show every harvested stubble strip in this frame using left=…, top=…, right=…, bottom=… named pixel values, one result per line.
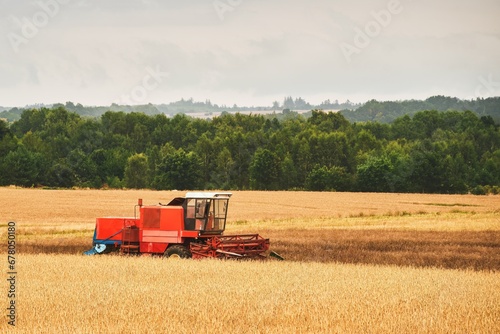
left=256, top=229, right=500, bottom=271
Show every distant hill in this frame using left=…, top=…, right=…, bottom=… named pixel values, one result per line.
left=0, top=97, right=359, bottom=122
left=340, top=96, right=500, bottom=124
left=1, top=96, right=499, bottom=124
left=0, top=102, right=163, bottom=122
left=0, top=100, right=269, bottom=122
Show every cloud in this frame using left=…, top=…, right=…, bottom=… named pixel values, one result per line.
left=0, top=0, right=499, bottom=106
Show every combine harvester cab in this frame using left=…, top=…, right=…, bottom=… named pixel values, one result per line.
left=84, top=192, right=282, bottom=260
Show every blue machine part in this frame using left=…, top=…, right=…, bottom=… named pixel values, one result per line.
left=83, top=228, right=122, bottom=255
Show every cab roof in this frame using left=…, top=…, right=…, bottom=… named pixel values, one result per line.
left=165, top=192, right=232, bottom=206
left=185, top=192, right=232, bottom=199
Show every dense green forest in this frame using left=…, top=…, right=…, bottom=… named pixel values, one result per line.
left=0, top=107, right=499, bottom=194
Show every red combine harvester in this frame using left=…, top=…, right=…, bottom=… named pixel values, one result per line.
left=84, top=192, right=282, bottom=260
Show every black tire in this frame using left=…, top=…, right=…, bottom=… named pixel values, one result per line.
left=164, top=245, right=192, bottom=259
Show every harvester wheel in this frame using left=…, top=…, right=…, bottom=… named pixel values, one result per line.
left=164, top=245, right=192, bottom=259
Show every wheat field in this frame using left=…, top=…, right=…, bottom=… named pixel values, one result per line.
left=2, top=188, right=499, bottom=227
left=2, top=187, right=499, bottom=269
left=1, top=188, right=499, bottom=333
left=7, top=255, right=500, bottom=334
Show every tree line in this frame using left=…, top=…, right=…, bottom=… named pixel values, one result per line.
left=0, top=97, right=359, bottom=122
left=0, top=107, right=499, bottom=194
left=340, top=96, right=500, bottom=124
left=2, top=95, right=498, bottom=124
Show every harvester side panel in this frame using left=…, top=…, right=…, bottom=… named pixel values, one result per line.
left=139, top=206, right=184, bottom=231
left=160, top=207, right=184, bottom=231
left=96, top=217, right=127, bottom=241
left=141, top=230, right=178, bottom=242
left=141, top=207, right=161, bottom=229
left=139, top=239, right=169, bottom=254
left=138, top=206, right=185, bottom=254
left=180, top=230, right=200, bottom=238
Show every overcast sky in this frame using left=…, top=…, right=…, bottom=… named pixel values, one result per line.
left=1, top=0, right=499, bottom=107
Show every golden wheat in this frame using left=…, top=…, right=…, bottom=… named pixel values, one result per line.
left=2, top=254, right=498, bottom=334
left=1, top=188, right=499, bottom=270
left=1, top=188, right=500, bottom=332
left=2, top=188, right=499, bottom=228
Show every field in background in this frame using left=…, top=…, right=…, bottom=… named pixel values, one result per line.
left=1, top=187, right=499, bottom=270
left=2, top=187, right=499, bottom=225
left=1, top=188, right=499, bottom=333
